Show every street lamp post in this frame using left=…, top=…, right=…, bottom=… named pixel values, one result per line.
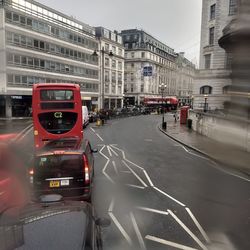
left=203, top=94, right=208, bottom=112
left=93, top=47, right=113, bottom=110
left=160, top=83, right=167, bottom=129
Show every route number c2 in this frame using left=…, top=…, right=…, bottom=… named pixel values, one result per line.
left=54, top=112, right=62, bottom=119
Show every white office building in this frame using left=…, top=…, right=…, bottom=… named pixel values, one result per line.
left=95, top=27, right=124, bottom=109
left=0, top=0, right=99, bottom=117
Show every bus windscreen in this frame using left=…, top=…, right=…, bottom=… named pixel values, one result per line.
left=38, top=112, right=77, bottom=134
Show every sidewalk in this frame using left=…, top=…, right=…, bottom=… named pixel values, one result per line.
left=159, top=118, right=250, bottom=178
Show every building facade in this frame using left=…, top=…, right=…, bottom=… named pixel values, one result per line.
left=0, top=0, right=99, bottom=117
left=176, top=52, right=196, bottom=106
left=95, top=27, right=124, bottom=109
left=120, top=29, right=178, bottom=106
left=193, top=0, right=238, bottom=111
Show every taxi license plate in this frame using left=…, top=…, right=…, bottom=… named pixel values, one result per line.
left=49, top=180, right=60, bottom=188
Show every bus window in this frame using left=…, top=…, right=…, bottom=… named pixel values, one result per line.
left=40, top=90, right=74, bottom=101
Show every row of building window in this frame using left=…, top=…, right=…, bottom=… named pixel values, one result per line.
left=104, top=43, right=123, bottom=57
left=210, top=0, right=237, bottom=21
left=122, top=34, right=173, bottom=55
left=104, top=57, right=123, bottom=70
left=7, top=74, right=99, bottom=92
left=104, top=84, right=122, bottom=95
left=104, top=71, right=123, bottom=84
left=7, top=53, right=98, bottom=79
left=125, top=52, right=176, bottom=68
left=7, top=0, right=94, bottom=35
left=5, top=10, right=98, bottom=50
left=6, top=31, right=98, bottom=66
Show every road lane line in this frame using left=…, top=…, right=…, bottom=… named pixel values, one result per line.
left=96, top=133, right=104, bottom=141
left=130, top=212, right=146, bottom=250
left=17, top=126, right=33, bottom=142
left=185, top=207, right=210, bottom=243
left=182, top=146, right=189, bottom=153
left=145, top=235, right=198, bottom=250
left=168, top=210, right=208, bottom=250
left=108, top=197, right=115, bottom=212
left=124, top=159, right=144, bottom=170
left=14, top=123, right=33, bottom=141
left=90, top=127, right=96, bottom=133
left=136, top=206, right=169, bottom=216
left=122, top=160, right=147, bottom=187
left=109, top=146, right=118, bottom=156
left=99, top=145, right=115, bottom=184
left=143, top=170, right=154, bottom=187
left=126, top=184, right=145, bottom=189
left=109, top=212, right=132, bottom=246
left=153, top=187, right=186, bottom=207
left=107, top=146, right=112, bottom=157
left=112, top=161, right=118, bottom=175
left=110, top=144, right=118, bottom=146
left=110, top=145, right=126, bottom=159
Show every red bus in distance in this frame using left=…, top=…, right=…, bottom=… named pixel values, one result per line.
left=32, top=83, right=83, bottom=149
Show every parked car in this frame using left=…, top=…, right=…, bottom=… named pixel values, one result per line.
left=0, top=195, right=110, bottom=250
left=82, top=106, right=89, bottom=128
left=32, top=138, right=97, bottom=202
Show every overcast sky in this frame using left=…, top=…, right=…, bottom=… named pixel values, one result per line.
left=38, top=0, right=202, bottom=65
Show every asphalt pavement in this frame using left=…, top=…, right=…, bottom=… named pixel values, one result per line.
left=83, top=114, right=250, bottom=250
left=2, top=115, right=249, bottom=250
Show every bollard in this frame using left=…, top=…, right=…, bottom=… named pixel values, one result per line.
left=162, top=121, right=167, bottom=130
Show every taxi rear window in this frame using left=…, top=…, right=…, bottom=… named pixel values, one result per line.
left=35, top=154, right=82, bottom=172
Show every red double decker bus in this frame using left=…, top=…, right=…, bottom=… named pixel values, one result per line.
left=32, top=83, right=83, bottom=149
left=143, top=96, right=179, bottom=110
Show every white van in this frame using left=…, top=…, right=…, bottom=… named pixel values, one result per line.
left=82, top=106, right=89, bottom=128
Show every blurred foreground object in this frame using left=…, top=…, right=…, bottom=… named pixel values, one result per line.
left=0, top=140, right=29, bottom=213
left=219, top=0, right=250, bottom=120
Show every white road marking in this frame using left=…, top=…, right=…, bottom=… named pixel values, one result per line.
left=185, top=207, right=210, bottom=243
left=99, top=145, right=115, bottom=184
left=187, top=149, right=250, bottom=182
left=143, top=170, right=154, bottom=187
left=109, top=146, right=119, bottom=156
left=182, top=146, right=189, bottom=152
left=108, top=197, right=115, bottom=212
left=96, top=133, right=104, bottom=141
left=168, top=210, right=208, bottom=250
left=144, top=139, right=153, bottom=142
left=90, top=127, right=96, bottom=132
left=130, top=212, right=146, bottom=250
left=126, top=184, right=145, bottom=189
left=107, top=146, right=112, bottom=157
left=124, top=159, right=144, bottom=170
left=112, top=161, right=118, bottom=175
left=136, top=206, right=169, bottom=216
left=145, top=235, right=198, bottom=250
left=97, top=144, right=104, bottom=146
left=122, top=160, right=148, bottom=187
left=153, top=186, right=186, bottom=207
left=110, top=144, right=118, bottom=146
left=17, top=126, right=33, bottom=142
left=14, top=124, right=33, bottom=141
left=110, top=145, right=125, bottom=159
left=109, top=212, right=132, bottom=246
